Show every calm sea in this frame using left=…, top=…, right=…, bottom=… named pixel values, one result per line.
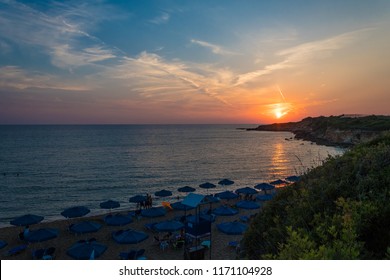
left=0, top=125, right=344, bottom=227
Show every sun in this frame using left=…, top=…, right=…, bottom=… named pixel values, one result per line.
left=275, top=110, right=283, bottom=119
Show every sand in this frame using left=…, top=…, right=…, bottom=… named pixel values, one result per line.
left=0, top=199, right=260, bottom=260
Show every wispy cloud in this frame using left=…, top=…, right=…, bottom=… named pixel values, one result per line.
left=191, top=39, right=240, bottom=56
left=0, top=0, right=121, bottom=70
left=0, top=66, right=89, bottom=91
left=51, top=45, right=116, bottom=69
left=149, top=12, right=170, bottom=25
left=234, top=28, right=372, bottom=86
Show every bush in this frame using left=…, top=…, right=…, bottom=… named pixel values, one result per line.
left=243, top=133, right=390, bottom=259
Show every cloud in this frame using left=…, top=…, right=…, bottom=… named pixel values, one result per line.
left=51, top=45, right=116, bottom=69
left=234, top=28, right=373, bottom=86
left=0, top=0, right=120, bottom=70
left=149, top=12, right=170, bottom=24
left=0, top=66, right=89, bottom=91
left=190, top=39, right=240, bottom=56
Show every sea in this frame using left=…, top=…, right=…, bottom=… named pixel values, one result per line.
left=0, top=125, right=345, bottom=227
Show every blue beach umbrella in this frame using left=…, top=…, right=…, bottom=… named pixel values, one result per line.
left=104, top=214, right=133, bottom=226
left=270, top=179, right=288, bottom=185
left=218, top=179, right=234, bottom=186
left=100, top=200, right=120, bottom=210
left=199, top=182, right=216, bottom=189
left=235, top=187, right=258, bottom=195
left=129, top=195, right=147, bottom=203
left=67, top=240, right=107, bottom=260
left=213, top=205, right=239, bottom=216
left=155, top=189, right=173, bottom=197
left=235, top=200, right=260, bottom=210
left=10, top=214, right=44, bottom=226
left=141, top=207, right=166, bottom=218
left=214, top=191, right=239, bottom=200
left=285, top=175, right=300, bottom=182
left=61, top=206, right=90, bottom=218
left=112, top=229, right=149, bottom=244
left=153, top=220, right=184, bottom=232
left=70, top=221, right=102, bottom=234
left=217, top=222, right=248, bottom=235
left=178, top=186, right=196, bottom=193
left=171, top=201, right=195, bottom=211
left=25, top=228, right=59, bottom=243
left=254, top=183, right=275, bottom=191
left=0, top=240, right=8, bottom=249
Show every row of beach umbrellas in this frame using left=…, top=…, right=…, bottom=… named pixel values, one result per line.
left=9, top=177, right=289, bottom=227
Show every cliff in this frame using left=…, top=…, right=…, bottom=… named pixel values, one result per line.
left=248, top=115, right=390, bottom=147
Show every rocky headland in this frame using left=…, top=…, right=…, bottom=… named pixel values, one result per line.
left=247, top=115, right=390, bottom=147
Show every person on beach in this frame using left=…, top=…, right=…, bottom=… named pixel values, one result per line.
left=19, top=225, right=29, bottom=240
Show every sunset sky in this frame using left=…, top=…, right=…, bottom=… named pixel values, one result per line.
left=0, top=0, right=389, bottom=124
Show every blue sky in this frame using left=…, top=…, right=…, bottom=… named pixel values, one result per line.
left=0, top=0, right=389, bottom=124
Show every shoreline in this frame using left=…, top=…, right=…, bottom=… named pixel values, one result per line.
left=0, top=197, right=262, bottom=260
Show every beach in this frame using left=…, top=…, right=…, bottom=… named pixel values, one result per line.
left=0, top=198, right=260, bottom=260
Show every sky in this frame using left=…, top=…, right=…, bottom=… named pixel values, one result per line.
left=0, top=0, right=389, bottom=124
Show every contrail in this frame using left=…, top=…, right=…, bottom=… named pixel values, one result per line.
left=277, top=85, right=286, bottom=102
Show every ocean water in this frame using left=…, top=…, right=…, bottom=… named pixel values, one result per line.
left=0, top=125, right=344, bottom=227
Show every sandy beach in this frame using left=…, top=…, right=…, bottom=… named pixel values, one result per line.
left=0, top=198, right=260, bottom=260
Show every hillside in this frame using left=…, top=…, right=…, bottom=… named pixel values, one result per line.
left=242, top=133, right=390, bottom=259
left=248, top=115, right=390, bottom=147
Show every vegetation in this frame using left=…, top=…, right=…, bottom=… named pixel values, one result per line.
left=301, top=115, right=390, bottom=132
left=243, top=133, right=390, bottom=259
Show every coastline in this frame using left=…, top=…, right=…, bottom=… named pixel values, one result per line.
left=246, top=115, right=390, bottom=147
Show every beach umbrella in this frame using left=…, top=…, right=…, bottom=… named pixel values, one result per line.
left=235, top=187, right=258, bottom=195
left=100, top=200, right=120, bottom=210
left=104, top=214, right=133, bottom=226
left=178, top=186, right=196, bottom=193
left=213, top=205, right=239, bottom=216
left=141, top=207, right=166, bottom=218
left=199, top=182, right=216, bottom=189
left=171, top=201, right=195, bottom=211
left=155, top=189, right=172, bottom=197
left=153, top=220, right=184, bottom=232
left=25, top=228, right=59, bottom=243
left=129, top=195, right=147, bottom=203
left=270, top=179, right=288, bottom=185
left=256, top=194, right=274, bottom=201
left=112, top=229, right=149, bottom=244
left=69, top=221, right=102, bottom=234
left=217, top=222, right=248, bottom=235
left=254, top=183, right=275, bottom=191
left=10, top=214, right=44, bottom=226
left=235, top=200, right=260, bottom=210
left=285, top=175, right=300, bottom=182
left=214, top=191, right=239, bottom=200
left=67, top=240, right=107, bottom=260
left=61, top=206, right=90, bottom=218
left=0, top=240, right=8, bottom=249
left=218, top=179, right=234, bottom=186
